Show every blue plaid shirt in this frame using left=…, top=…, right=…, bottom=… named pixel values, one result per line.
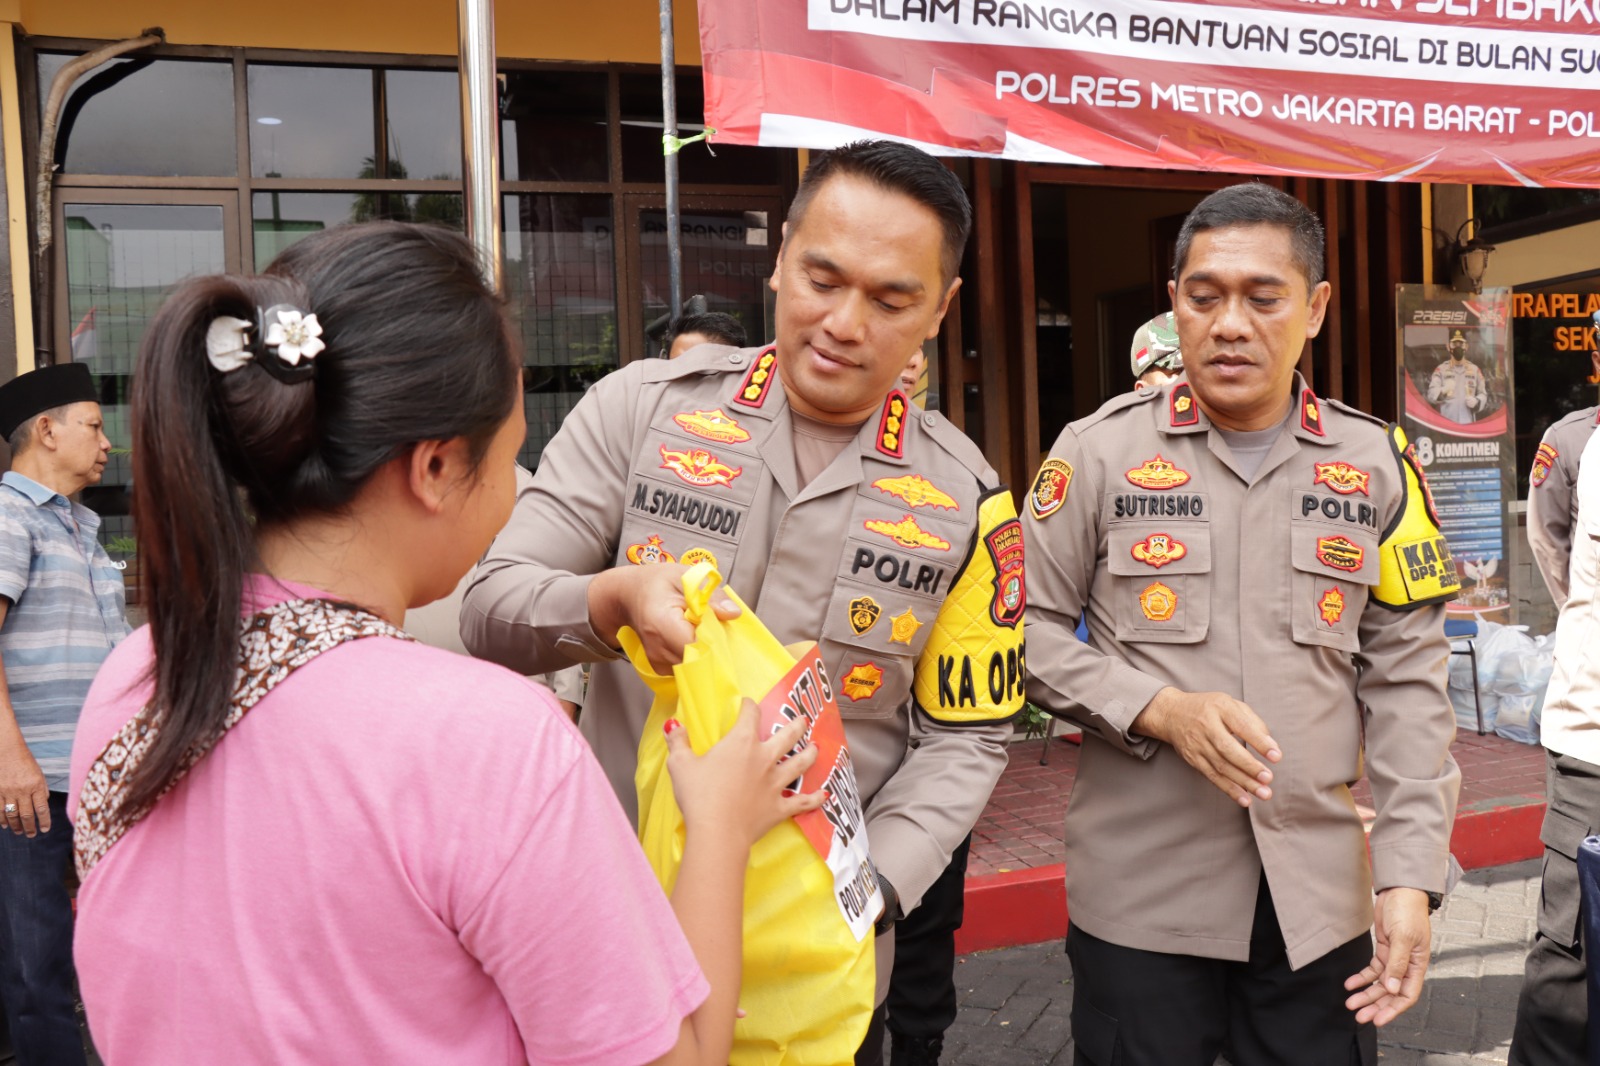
left=0, top=471, right=128, bottom=790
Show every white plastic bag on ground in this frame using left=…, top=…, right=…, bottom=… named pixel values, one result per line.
left=1449, top=618, right=1552, bottom=745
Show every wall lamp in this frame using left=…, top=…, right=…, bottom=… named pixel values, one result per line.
left=1451, top=217, right=1496, bottom=294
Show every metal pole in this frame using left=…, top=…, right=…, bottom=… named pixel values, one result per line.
left=458, top=0, right=503, bottom=293
left=660, top=0, right=683, bottom=323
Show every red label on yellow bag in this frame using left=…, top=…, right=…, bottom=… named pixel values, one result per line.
left=758, top=647, right=881, bottom=940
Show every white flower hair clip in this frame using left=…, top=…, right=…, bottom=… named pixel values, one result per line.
left=205, top=304, right=324, bottom=383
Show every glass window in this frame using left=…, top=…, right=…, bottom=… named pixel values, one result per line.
left=499, top=70, right=609, bottom=182
left=249, top=64, right=375, bottom=179
left=254, top=191, right=463, bottom=269
left=40, top=54, right=235, bottom=177
left=635, top=207, right=770, bottom=355
left=1512, top=278, right=1600, bottom=495
left=1476, top=187, right=1600, bottom=238
left=385, top=69, right=462, bottom=181
left=504, top=193, right=617, bottom=469
left=619, top=73, right=781, bottom=185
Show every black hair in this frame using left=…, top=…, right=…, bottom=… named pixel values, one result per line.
left=124, top=221, right=519, bottom=815
left=787, top=140, right=972, bottom=282
left=665, top=311, right=748, bottom=352
left=1172, top=183, right=1326, bottom=289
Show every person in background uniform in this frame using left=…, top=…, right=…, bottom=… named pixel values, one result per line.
left=1510, top=420, right=1600, bottom=1066
left=1427, top=328, right=1489, bottom=424
left=0, top=363, right=126, bottom=1066
left=1023, top=183, right=1461, bottom=1066
left=1526, top=344, right=1600, bottom=605
left=461, top=140, right=1022, bottom=1066
left=1130, top=311, right=1183, bottom=390
left=666, top=311, right=749, bottom=360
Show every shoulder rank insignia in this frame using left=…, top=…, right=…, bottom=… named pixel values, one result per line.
left=1139, top=581, right=1178, bottom=621
left=673, top=408, right=751, bottom=444
left=1314, top=462, right=1371, bottom=496
left=864, top=514, right=950, bottom=551
left=625, top=535, right=676, bottom=565
left=680, top=547, right=719, bottom=569
left=733, top=348, right=778, bottom=407
left=660, top=444, right=742, bottom=488
left=1126, top=455, right=1191, bottom=491
left=1131, top=532, right=1187, bottom=569
left=1375, top=424, right=1460, bottom=610
left=1318, top=586, right=1346, bottom=625
left=1531, top=443, right=1558, bottom=488
left=874, top=474, right=958, bottom=511
left=849, top=596, right=882, bottom=636
left=876, top=391, right=909, bottom=459
left=889, top=607, right=923, bottom=645
left=1300, top=387, right=1325, bottom=437
left=1316, top=535, right=1364, bottom=572
left=842, top=662, right=885, bottom=701
left=912, top=488, right=1026, bottom=727
left=1170, top=383, right=1199, bottom=427
left=1029, top=459, right=1073, bottom=520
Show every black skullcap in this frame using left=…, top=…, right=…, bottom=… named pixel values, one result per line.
left=0, top=364, right=98, bottom=440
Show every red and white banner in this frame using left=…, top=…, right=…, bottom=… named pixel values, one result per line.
left=699, top=0, right=1600, bottom=185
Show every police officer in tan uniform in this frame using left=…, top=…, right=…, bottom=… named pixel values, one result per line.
left=1023, top=184, right=1461, bottom=1065
left=1527, top=345, right=1600, bottom=605
left=461, top=141, right=1022, bottom=1066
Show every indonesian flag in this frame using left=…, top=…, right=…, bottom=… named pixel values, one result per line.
left=70, top=308, right=96, bottom=363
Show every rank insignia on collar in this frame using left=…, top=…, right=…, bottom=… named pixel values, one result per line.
left=1316, top=535, right=1364, bottom=572
left=673, top=408, right=751, bottom=444
left=625, top=535, right=676, bottom=565
left=1029, top=459, right=1073, bottom=520
left=733, top=348, right=778, bottom=407
left=1318, top=586, right=1346, bottom=626
left=985, top=519, right=1027, bottom=627
left=1138, top=581, right=1177, bottom=622
left=1300, top=388, right=1325, bottom=437
left=849, top=596, right=882, bottom=636
left=1532, top=443, right=1558, bottom=488
left=1131, top=532, right=1187, bottom=569
left=1313, top=462, right=1371, bottom=496
left=876, top=390, right=909, bottom=458
left=842, top=662, right=885, bottom=701
left=680, top=547, right=719, bottom=569
left=660, top=444, right=742, bottom=488
left=874, top=474, right=958, bottom=510
left=1126, top=455, right=1191, bottom=490
left=1169, top=383, right=1199, bottom=427
left=889, top=607, right=923, bottom=645
left=864, top=514, right=951, bottom=551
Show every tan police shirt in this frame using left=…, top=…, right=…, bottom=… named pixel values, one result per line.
left=461, top=346, right=1016, bottom=933
left=1541, top=427, right=1600, bottom=766
left=1528, top=405, right=1599, bottom=605
left=1023, top=376, right=1461, bottom=969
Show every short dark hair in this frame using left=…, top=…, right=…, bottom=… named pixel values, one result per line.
left=787, top=140, right=972, bottom=283
left=1173, top=183, right=1326, bottom=289
left=666, top=312, right=748, bottom=351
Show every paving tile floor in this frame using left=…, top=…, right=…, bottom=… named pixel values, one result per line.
left=896, top=860, right=1540, bottom=1065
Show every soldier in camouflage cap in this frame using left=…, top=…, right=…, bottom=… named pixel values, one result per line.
left=1130, top=311, right=1183, bottom=388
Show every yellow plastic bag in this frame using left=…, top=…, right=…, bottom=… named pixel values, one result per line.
left=622, top=563, right=878, bottom=1066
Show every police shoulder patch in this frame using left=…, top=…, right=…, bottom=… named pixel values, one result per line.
left=1531, top=442, right=1559, bottom=488
left=1029, top=458, right=1073, bottom=520
left=732, top=347, right=778, bottom=407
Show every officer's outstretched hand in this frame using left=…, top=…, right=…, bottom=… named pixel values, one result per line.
left=1344, top=887, right=1432, bottom=1025
left=1129, top=687, right=1282, bottom=807
left=587, top=563, right=741, bottom=674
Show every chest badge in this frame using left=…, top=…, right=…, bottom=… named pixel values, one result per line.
left=1532, top=443, right=1558, bottom=488
left=849, top=596, right=882, bottom=636
left=889, top=607, right=923, bottom=645
left=660, top=444, right=742, bottom=488
left=625, top=535, right=676, bottom=565
left=1126, top=455, right=1191, bottom=491
left=1318, top=586, right=1346, bottom=626
left=680, top=547, right=719, bottom=569
left=985, top=519, right=1027, bottom=627
left=874, top=474, right=958, bottom=511
left=673, top=408, right=751, bottom=444
left=1313, top=462, right=1371, bottom=496
left=1029, top=458, right=1073, bottom=520
left=1316, top=535, right=1365, bottom=572
left=1138, top=581, right=1178, bottom=622
left=842, top=662, right=885, bottom=701
left=864, top=514, right=951, bottom=551
left=1131, top=532, right=1187, bottom=569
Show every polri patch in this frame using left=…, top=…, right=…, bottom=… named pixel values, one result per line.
left=673, top=408, right=750, bottom=444
left=680, top=546, right=719, bottom=569
left=864, top=514, right=951, bottom=551
left=660, top=444, right=742, bottom=488
left=1313, top=461, right=1371, bottom=496
left=842, top=662, right=885, bottom=701
left=1531, top=443, right=1558, bottom=488
left=874, top=474, right=958, bottom=511
left=889, top=607, right=923, bottom=645
left=625, top=535, right=675, bottom=565
left=1126, top=455, right=1192, bottom=491
left=1316, top=535, right=1365, bottom=573
left=1139, top=581, right=1178, bottom=622
left=849, top=596, right=882, bottom=636
left=1318, top=586, right=1346, bottom=626
left=984, top=518, right=1026, bottom=628
left=1029, top=459, right=1073, bottom=520
left=1131, top=532, right=1187, bottom=569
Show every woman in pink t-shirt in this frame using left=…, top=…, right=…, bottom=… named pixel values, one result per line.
left=68, top=222, right=819, bottom=1065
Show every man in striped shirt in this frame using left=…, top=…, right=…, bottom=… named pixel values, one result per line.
left=0, top=363, right=127, bottom=1066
